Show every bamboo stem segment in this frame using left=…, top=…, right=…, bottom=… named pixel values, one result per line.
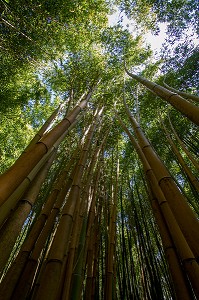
left=125, top=67, right=199, bottom=126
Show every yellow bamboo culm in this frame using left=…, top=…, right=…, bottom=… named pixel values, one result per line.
left=0, top=172, right=64, bottom=300
left=34, top=109, right=102, bottom=300
left=163, top=81, right=199, bottom=103
left=115, top=112, right=192, bottom=299
left=125, top=67, right=199, bottom=126
left=0, top=151, right=56, bottom=276
left=160, top=117, right=199, bottom=193
left=105, top=159, right=119, bottom=300
left=168, top=114, right=199, bottom=171
left=0, top=90, right=94, bottom=207
left=122, top=100, right=199, bottom=258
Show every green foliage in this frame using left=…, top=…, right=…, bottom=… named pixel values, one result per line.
left=161, top=44, right=199, bottom=90
left=0, top=96, right=60, bottom=173
left=115, top=0, right=199, bottom=38
left=0, top=108, right=34, bottom=173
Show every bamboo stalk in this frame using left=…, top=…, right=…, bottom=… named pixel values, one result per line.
left=125, top=66, right=199, bottom=125
left=24, top=104, right=62, bottom=153
left=160, top=117, right=199, bottom=193
left=71, top=168, right=101, bottom=300
left=163, top=81, right=199, bottom=103
left=10, top=146, right=80, bottom=299
left=0, top=147, right=55, bottom=228
left=168, top=114, right=199, bottom=171
left=0, top=89, right=94, bottom=207
left=11, top=173, right=74, bottom=300
left=34, top=109, right=101, bottom=300
left=91, top=204, right=102, bottom=300
left=62, top=138, right=105, bottom=300
left=83, top=162, right=105, bottom=299
left=116, top=113, right=194, bottom=299
left=85, top=223, right=96, bottom=300
left=105, top=159, right=119, bottom=300
left=0, top=166, right=65, bottom=299
left=0, top=151, right=56, bottom=276
left=122, top=102, right=199, bottom=258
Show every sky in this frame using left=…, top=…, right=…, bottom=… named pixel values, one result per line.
left=108, top=9, right=167, bottom=54
left=108, top=8, right=199, bottom=55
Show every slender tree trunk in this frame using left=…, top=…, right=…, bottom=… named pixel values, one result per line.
left=24, top=104, right=61, bottom=153
left=125, top=66, right=199, bottom=125
left=168, top=115, right=199, bottom=171
left=116, top=112, right=195, bottom=299
left=0, top=89, right=94, bottom=207
left=0, top=147, right=55, bottom=228
left=122, top=101, right=199, bottom=258
left=163, top=81, right=199, bottom=103
left=0, top=151, right=56, bottom=276
left=160, top=117, right=199, bottom=192
left=34, top=109, right=102, bottom=300
left=0, top=164, right=66, bottom=299
left=104, top=160, right=119, bottom=300
left=10, top=153, right=78, bottom=300
left=85, top=229, right=95, bottom=300
left=63, top=135, right=106, bottom=300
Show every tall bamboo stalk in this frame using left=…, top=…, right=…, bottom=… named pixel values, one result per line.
left=122, top=101, right=199, bottom=258
left=160, top=117, right=199, bottom=193
left=85, top=223, right=96, bottom=300
left=34, top=109, right=102, bottom=300
left=0, top=161, right=68, bottom=299
left=0, top=150, right=56, bottom=276
left=10, top=148, right=79, bottom=299
left=163, top=81, right=199, bottom=103
left=11, top=172, right=75, bottom=300
left=168, top=114, right=199, bottom=171
left=125, top=66, right=199, bottom=125
left=24, top=104, right=62, bottom=153
left=0, top=88, right=95, bottom=207
left=62, top=136, right=106, bottom=300
left=0, top=147, right=55, bottom=228
left=147, top=169, right=199, bottom=298
left=0, top=113, right=81, bottom=228
left=104, top=159, right=119, bottom=300
left=115, top=112, right=194, bottom=299
left=72, top=170, right=102, bottom=300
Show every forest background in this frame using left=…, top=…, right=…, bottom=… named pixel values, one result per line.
left=0, top=0, right=198, bottom=299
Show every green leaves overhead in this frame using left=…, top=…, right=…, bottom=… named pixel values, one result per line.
left=0, top=0, right=110, bottom=111
left=0, top=0, right=198, bottom=195
left=115, top=0, right=199, bottom=38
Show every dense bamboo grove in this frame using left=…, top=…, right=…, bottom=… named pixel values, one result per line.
left=0, top=79, right=198, bottom=299
left=0, top=0, right=199, bottom=299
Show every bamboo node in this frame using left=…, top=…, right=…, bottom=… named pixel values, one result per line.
left=19, top=199, right=33, bottom=208
left=150, top=83, right=159, bottom=91
left=63, top=117, right=72, bottom=126
left=26, top=176, right=32, bottom=183
left=142, top=144, right=151, bottom=150
left=159, top=200, right=167, bottom=206
left=37, top=141, right=49, bottom=153
left=158, top=176, right=172, bottom=184
left=182, top=257, right=196, bottom=264
left=166, top=93, right=178, bottom=100
left=46, top=258, right=63, bottom=264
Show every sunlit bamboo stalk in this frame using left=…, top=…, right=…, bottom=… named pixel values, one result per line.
left=125, top=66, right=199, bottom=125
left=122, top=100, right=199, bottom=258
